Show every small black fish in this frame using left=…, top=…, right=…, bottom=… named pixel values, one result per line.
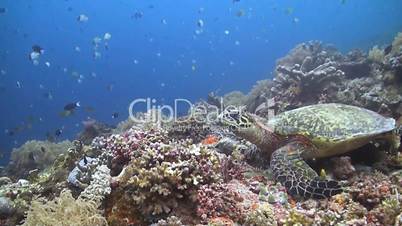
left=55, top=128, right=63, bottom=137
left=112, top=112, right=119, bottom=119
left=132, top=11, right=143, bottom=20
left=32, top=45, right=44, bottom=54
left=64, top=101, right=80, bottom=111
left=106, top=84, right=114, bottom=92
left=384, top=45, right=392, bottom=55
left=40, top=146, right=46, bottom=153
left=83, top=156, right=88, bottom=165
left=5, top=129, right=15, bottom=136
left=16, top=81, right=22, bottom=88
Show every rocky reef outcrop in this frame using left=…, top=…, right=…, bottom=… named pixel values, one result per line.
left=213, top=33, right=402, bottom=119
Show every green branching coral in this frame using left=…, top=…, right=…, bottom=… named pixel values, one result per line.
left=8, top=140, right=73, bottom=179
left=368, top=46, right=385, bottom=63
left=118, top=131, right=221, bottom=217
left=21, top=189, right=107, bottom=226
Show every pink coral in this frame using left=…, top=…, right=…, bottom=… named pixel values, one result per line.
left=196, top=180, right=258, bottom=224
left=93, top=128, right=156, bottom=175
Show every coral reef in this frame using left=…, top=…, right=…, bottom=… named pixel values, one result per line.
left=21, top=189, right=107, bottom=226
left=6, top=31, right=402, bottom=226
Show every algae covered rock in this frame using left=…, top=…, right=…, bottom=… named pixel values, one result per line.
left=7, top=140, right=73, bottom=179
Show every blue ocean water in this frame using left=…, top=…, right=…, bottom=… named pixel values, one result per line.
left=0, top=0, right=401, bottom=165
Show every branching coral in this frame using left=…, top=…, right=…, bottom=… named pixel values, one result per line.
left=92, top=129, right=150, bottom=175
left=112, top=128, right=221, bottom=218
left=21, top=189, right=107, bottom=226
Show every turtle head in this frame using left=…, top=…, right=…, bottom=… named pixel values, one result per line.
left=220, top=108, right=254, bottom=134
left=220, top=108, right=279, bottom=152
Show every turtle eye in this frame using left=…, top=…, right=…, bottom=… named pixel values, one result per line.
left=229, top=125, right=237, bottom=131
left=229, top=112, right=240, bottom=121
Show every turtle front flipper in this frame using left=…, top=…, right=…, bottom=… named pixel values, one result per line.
left=270, top=141, right=342, bottom=199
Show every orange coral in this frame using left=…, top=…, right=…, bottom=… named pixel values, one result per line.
left=202, top=135, right=219, bottom=145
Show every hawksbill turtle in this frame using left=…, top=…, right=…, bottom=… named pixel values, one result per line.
left=221, top=103, right=401, bottom=198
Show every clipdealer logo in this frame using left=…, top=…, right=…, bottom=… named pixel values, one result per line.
left=128, top=97, right=276, bottom=124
